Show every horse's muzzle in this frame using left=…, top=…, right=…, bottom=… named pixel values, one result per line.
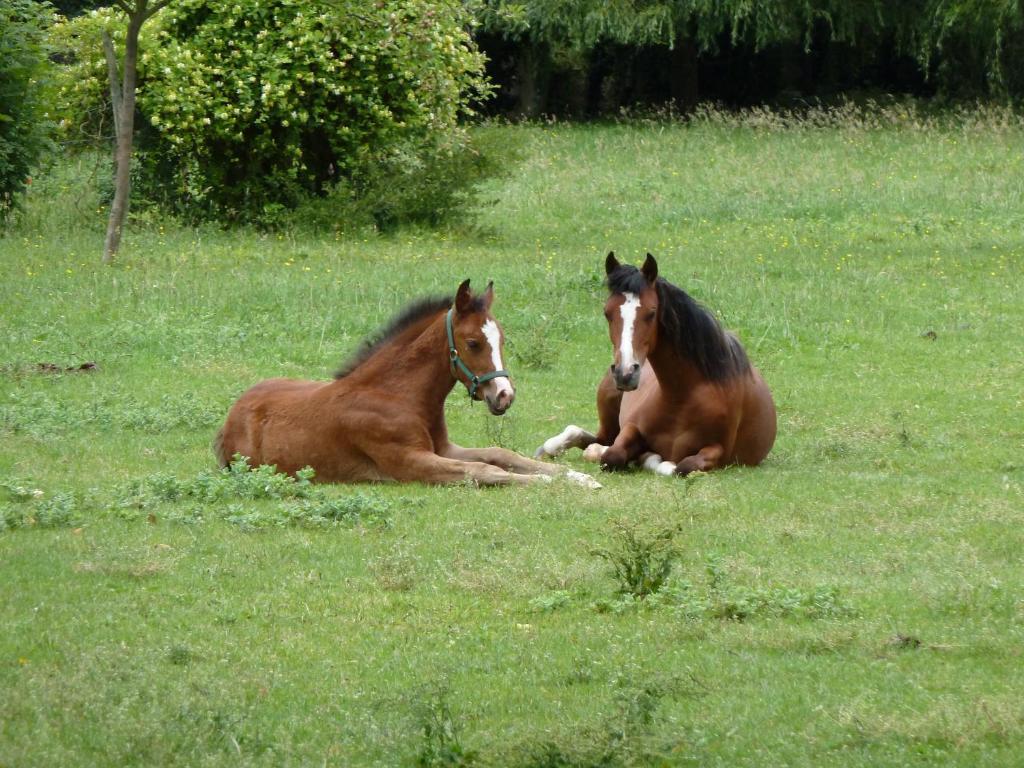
left=486, top=388, right=515, bottom=415
left=611, top=363, right=641, bottom=391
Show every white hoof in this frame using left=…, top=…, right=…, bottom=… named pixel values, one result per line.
left=655, top=461, right=677, bottom=477
left=640, top=453, right=663, bottom=471
left=538, top=438, right=561, bottom=458
left=565, top=469, right=602, bottom=489
left=539, top=425, right=588, bottom=457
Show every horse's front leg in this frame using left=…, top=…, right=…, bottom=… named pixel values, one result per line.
left=384, top=449, right=546, bottom=486
left=535, top=425, right=599, bottom=459
left=443, top=444, right=601, bottom=489
left=535, top=373, right=621, bottom=459
left=674, top=444, right=725, bottom=476
left=637, top=443, right=725, bottom=478
left=600, top=423, right=648, bottom=472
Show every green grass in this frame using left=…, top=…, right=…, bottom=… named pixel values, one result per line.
left=2, top=109, right=1024, bottom=766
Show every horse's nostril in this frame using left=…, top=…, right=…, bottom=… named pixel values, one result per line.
left=630, top=363, right=640, bottom=373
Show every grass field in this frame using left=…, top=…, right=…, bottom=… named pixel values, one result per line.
left=2, top=108, right=1023, bottom=766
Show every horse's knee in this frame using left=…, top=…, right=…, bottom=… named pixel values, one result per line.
left=600, top=447, right=630, bottom=471
left=675, top=455, right=710, bottom=476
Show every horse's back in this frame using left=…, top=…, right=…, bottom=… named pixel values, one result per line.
left=218, top=377, right=328, bottom=469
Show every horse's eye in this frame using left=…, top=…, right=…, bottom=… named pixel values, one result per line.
left=467, top=339, right=480, bottom=350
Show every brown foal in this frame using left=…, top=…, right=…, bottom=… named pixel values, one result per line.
left=217, top=279, right=599, bottom=487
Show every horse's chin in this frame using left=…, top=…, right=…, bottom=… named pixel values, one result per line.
left=615, top=380, right=640, bottom=392
left=488, top=403, right=510, bottom=416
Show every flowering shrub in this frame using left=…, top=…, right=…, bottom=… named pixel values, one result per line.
left=0, top=0, right=54, bottom=223
left=48, top=7, right=130, bottom=147
left=49, top=0, right=492, bottom=225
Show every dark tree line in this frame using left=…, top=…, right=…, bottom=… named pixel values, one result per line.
left=475, top=1, right=1024, bottom=117
left=51, top=0, right=1024, bottom=117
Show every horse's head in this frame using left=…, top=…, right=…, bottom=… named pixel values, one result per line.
left=604, top=251, right=659, bottom=391
left=449, top=279, right=515, bottom=415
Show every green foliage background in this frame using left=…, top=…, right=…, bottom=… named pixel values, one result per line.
left=0, top=0, right=53, bottom=221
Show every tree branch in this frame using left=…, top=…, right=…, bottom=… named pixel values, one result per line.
left=144, top=0, right=174, bottom=21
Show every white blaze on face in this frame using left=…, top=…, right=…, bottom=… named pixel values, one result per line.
left=618, top=292, right=641, bottom=370
left=481, top=320, right=512, bottom=395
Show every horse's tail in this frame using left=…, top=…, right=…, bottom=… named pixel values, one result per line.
left=212, top=427, right=229, bottom=468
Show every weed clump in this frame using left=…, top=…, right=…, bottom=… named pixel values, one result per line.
left=1, top=459, right=400, bottom=534
left=0, top=480, right=82, bottom=531
left=414, top=686, right=477, bottom=768
left=117, top=456, right=397, bottom=530
left=507, top=677, right=691, bottom=767
left=591, top=553, right=855, bottom=620
left=118, top=455, right=316, bottom=507
left=579, top=523, right=854, bottom=619
left=591, top=518, right=680, bottom=600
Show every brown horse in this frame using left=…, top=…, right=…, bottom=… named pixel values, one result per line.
left=217, top=279, right=599, bottom=487
left=537, top=253, right=776, bottom=476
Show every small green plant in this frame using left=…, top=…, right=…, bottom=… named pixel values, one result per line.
left=117, top=455, right=315, bottom=509
left=892, top=410, right=913, bottom=447
left=594, top=554, right=854, bottom=620
left=0, top=478, right=43, bottom=503
left=32, top=491, right=80, bottom=528
left=0, top=483, right=81, bottom=531
left=668, top=558, right=855, bottom=621
left=415, top=687, right=477, bottom=768
left=592, top=519, right=680, bottom=600
left=509, top=314, right=558, bottom=370
left=167, top=644, right=193, bottom=666
left=283, top=493, right=395, bottom=528
left=114, top=458, right=396, bottom=530
left=510, top=678, right=680, bottom=767
left=529, top=590, right=572, bottom=613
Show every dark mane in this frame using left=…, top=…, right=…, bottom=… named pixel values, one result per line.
left=607, top=265, right=750, bottom=382
left=334, top=295, right=453, bottom=379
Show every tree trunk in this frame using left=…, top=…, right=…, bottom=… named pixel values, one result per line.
left=515, top=41, right=550, bottom=119
left=669, top=39, right=699, bottom=111
left=103, top=16, right=142, bottom=264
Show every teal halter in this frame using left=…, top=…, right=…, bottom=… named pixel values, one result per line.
left=446, top=307, right=510, bottom=400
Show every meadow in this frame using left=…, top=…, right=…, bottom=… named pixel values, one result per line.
left=2, top=107, right=1023, bottom=766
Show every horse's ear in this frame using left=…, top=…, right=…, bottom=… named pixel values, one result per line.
left=605, top=251, right=620, bottom=276
left=641, top=253, right=658, bottom=284
left=455, top=279, right=472, bottom=314
left=482, top=280, right=494, bottom=310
